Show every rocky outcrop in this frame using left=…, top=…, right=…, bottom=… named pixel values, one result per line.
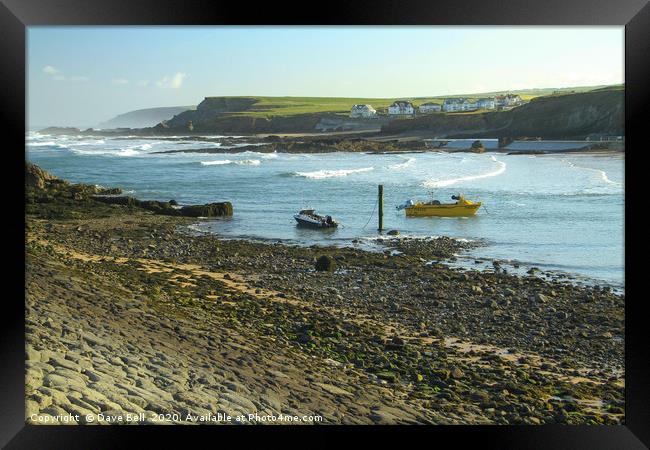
left=178, top=202, right=233, bottom=217
left=25, top=163, right=232, bottom=218
left=90, top=196, right=233, bottom=218
left=158, top=97, right=258, bottom=130
left=26, top=162, right=59, bottom=189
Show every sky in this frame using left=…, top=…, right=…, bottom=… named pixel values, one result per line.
left=27, top=26, right=624, bottom=127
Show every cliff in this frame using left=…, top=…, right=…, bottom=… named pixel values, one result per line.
left=155, top=97, right=336, bottom=133
left=381, top=88, right=624, bottom=139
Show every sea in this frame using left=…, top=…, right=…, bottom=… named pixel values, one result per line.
left=26, top=131, right=625, bottom=291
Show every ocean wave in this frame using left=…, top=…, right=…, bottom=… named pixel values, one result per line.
left=235, top=159, right=261, bottom=165
left=200, top=159, right=261, bottom=166
left=201, top=159, right=232, bottom=166
left=27, top=141, right=57, bottom=147
left=561, top=159, right=623, bottom=186
left=63, top=139, right=107, bottom=146
left=292, top=167, right=374, bottom=179
left=597, top=169, right=622, bottom=186
left=67, top=147, right=139, bottom=157
left=387, top=157, right=415, bottom=170
left=422, top=156, right=506, bottom=188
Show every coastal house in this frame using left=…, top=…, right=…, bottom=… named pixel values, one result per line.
left=350, top=104, right=377, bottom=119
left=462, top=100, right=478, bottom=111
left=418, top=102, right=442, bottom=113
left=495, top=94, right=523, bottom=108
left=442, top=98, right=464, bottom=112
left=443, top=98, right=478, bottom=112
left=476, top=98, right=496, bottom=110
left=388, top=101, right=415, bottom=116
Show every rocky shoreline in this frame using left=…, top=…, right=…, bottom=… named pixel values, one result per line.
left=25, top=164, right=624, bottom=425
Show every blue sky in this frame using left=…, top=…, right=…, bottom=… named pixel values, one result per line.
left=27, top=26, right=624, bottom=127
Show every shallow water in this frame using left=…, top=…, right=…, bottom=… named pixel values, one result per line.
left=26, top=132, right=624, bottom=289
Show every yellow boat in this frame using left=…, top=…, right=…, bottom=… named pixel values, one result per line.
left=399, top=193, right=481, bottom=217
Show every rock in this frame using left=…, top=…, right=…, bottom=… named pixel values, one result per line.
left=387, top=230, right=400, bottom=236
left=315, top=255, right=336, bottom=272
left=376, top=371, right=398, bottom=383
left=26, top=367, right=43, bottom=391
left=450, top=366, right=464, bottom=379
left=180, top=202, right=233, bottom=217
left=26, top=162, right=58, bottom=189
left=314, top=383, right=353, bottom=397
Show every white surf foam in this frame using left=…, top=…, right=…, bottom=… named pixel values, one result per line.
left=201, top=160, right=232, bottom=166
left=235, top=159, right=261, bottom=165
left=562, top=159, right=622, bottom=186
left=388, top=157, right=415, bottom=170
left=598, top=170, right=621, bottom=185
left=27, top=141, right=57, bottom=147
left=117, top=149, right=139, bottom=156
left=201, top=159, right=261, bottom=166
left=294, top=167, right=374, bottom=179
left=422, top=156, right=506, bottom=188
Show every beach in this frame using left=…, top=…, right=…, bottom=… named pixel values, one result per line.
left=25, top=163, right=624, bottom=425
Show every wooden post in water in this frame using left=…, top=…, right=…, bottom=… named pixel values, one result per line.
left=378, top=184, right=384, bottom=232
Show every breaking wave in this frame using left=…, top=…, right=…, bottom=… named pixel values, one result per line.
left=422, top=156, right=506, bottom=188
left=292, top=167, right=374, bottom=179
left=235, top=159, right=261, bottom=165
left=387, top=157, right=415, bottom=170
left=200, top=159, right=261, bottom=166
left=562, top=159, right=622, bottom=186
left=201, top=160, right=232, bottom=166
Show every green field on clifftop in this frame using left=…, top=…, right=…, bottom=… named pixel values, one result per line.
left=216, top=84, right=621, bottom=118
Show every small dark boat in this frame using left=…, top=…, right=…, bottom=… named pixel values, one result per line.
left=294, top=209, right=339, bottom=229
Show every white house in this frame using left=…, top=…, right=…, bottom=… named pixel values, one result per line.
left=462, top=100, right=478, bottom=111
left=443, top=98, right=478, bottom=112
left=442, top=98, right=464, bottom=112
left=418, top=102, right=442, bottom=113
left=388, top=101, right=415, bottom=116
left=495, top=94, right=523, bottom=108
left=350, top=104, right=377, bottom=118
left=476, top=98, right=496, bottom=110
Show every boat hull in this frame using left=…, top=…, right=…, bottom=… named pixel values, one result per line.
left=405, top=203, right=481, bottom=217
left=294, top=216, right=338, bottom=228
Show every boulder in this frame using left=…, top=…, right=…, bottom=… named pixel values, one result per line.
left=470, top=140, right=485, bottom=153
left=314, top=255, right=336, bottom=272
left=387, top=230, right=400, bottom=236
left=26, top=162, right=58, bottom=189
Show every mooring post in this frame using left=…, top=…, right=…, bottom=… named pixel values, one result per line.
left=378, top=184, right=384, bottom=232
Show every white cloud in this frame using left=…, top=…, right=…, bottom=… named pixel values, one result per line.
left=112, top=78, right=129, bottom=85
left=156, top=72, right=187, bottom=89
left=42, top=65, right=59, bottom=75
left=137, top=80, right=150, bottom=87
left=43, top=65, right=89, bottom=82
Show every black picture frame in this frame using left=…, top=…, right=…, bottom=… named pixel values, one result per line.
left=2, top=0, right=647, bottom=447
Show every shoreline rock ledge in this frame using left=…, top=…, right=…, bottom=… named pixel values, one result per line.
left=91, top=195, right=233, bottom=218
left=26, top=162, right=233, bottom=218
